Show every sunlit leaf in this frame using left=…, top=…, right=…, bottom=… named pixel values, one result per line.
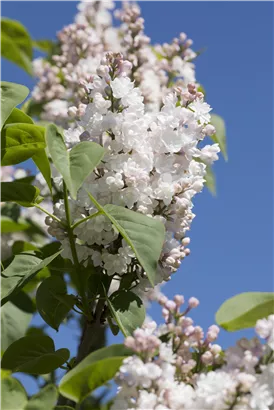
left=1, top=122, right=46, bottom=166
left=46, top=124, right=105, bottom=200
left=1, top=18, right=33, bottom=73
left=1, top=377, right=27, bottom=410
left=216, top=292, right=274, bottom=331
left=59, top=344, right=131, bottom=403
left=1, top=81, right=29, bottom=129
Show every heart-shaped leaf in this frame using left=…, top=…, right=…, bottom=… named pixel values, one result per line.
left=1, top=181, right=42, bottom=207
left=107, top=290, right=145, bottom=336
left=210, top=113, right=227, bottom=161
left=59, top=344, right=131, bottom=403
left=46, top=124, right=105, bottom=200
left=87, top=192, right=165, bottom=286
left=1, top=336, right=70, bottom=374
left=1, top=299, right=32, bottom=352
left=25, top=385, right=58, bottom=410
left=1, top=122, right=46, bottom=166
left=1, top=250, right=62, bottom=305
left=36, top=276, right=76, bottom=331
left=1, top=81, right=29, bottom=129
left=216, top=292, right=274, bottom=331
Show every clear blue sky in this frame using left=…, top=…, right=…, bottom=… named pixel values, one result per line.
left=2, top=1, right=273, bottom=395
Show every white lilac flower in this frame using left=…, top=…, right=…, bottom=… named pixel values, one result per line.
left=32, top=2, right=200, bottom=124
left=255, top=315, right=274, bottom=350
left=111, top=298, right=274, bottom=410
left=46, top=55, right=218, bottom=290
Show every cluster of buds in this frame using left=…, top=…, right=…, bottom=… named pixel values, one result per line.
left=97, top=52, right=133, bottom=81
left=125, top=325, right=161, bottom=358
left=156, top=32, right=195, bottom=62
left=115, top=2, right=150, bottom=68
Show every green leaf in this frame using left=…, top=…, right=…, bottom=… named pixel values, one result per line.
left=1, top=81, right=29, bottom=129
left=87, top=193, right=165, bottom=286
left=1, top=216, right=30, bottom=233
left=32, top=149, right=52, bottom=193
left=1, top=122, right=46, bottom=166
left=1, top=301, right=32, bottom=352
left=12, top=241, right=39, bottom=255
left=4, top=107, right=34, bottom=126
left=1, top=336, right=70, bottom=374
left=107, top=290, right=145, bottom=336
left=46, top=124, right=105, bottom=200
left=87, top=271, right=112, bottom=299
left=215, top=292, right=274, bottom=331
left=1, top=377, right=28, bottom=410
left=36, top=276, right=76, bottom=331
left=54, top=407, right=74, bottom=410
left=1, top=18, right=33, bottom=74
left=1, top=369, right=11, bottom=379
left=205, top=165, right=216, bottom=196
left=25, top=384, right=58, bottom=410
left=210, top=114, right=228, bottom=161
left=32, top=39, right=55, bottom=54
left=26, top=327, right=47, bottom=338
left=1, top=18, right=32, bottom=58
left=1, top=181, right=42, bottom=207
left=23, top=99, right=44, bottom=118
left=1, top=202, right=20, bottom=221
left=10, top=290, right=35, bottom=314
left=59, top=344, right=131, bottom=403
left=107, top=317, right=119, bottom=336
left=1, top=250, right=62, bottom=305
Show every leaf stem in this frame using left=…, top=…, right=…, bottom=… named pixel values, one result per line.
left=34, top=203, right=65, bottom=227
left=63, top=181, right=91, bottom=320
left=71, top=211, right=101, bottom=230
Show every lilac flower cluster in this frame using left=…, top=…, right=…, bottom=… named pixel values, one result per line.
left=45, top=52, right=219, bottom=293
left=32, top=1, right=198, bottom=124
left=112, top=295, right=274, bottom=410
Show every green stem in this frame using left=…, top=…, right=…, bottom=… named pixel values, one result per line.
left=63, top=181, right=91, bottom=319
left=71, top=211, right=101, bottom=230
left=34, top=203, right=65, bottom=227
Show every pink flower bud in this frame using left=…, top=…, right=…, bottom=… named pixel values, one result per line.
left=201, top=351, right=213, bottom=365
left=188, top=297, right=199, bottom=308
left=174, top=294, right=184, bottom=306
left=124, top=336, right=135, bottom=350
left=182, top=237, right=190, bottom=246
left=206, top=325, right=220, bottom=342
left=165, top=300, right=177, bottom=312
left=210, top=344, right=222, bottom=355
